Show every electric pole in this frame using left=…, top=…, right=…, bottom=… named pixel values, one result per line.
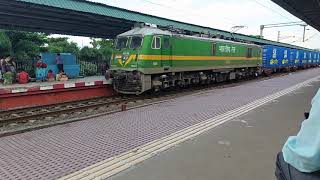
left=260, top=21, right=307, bottom=39
left=302, top=24, right=307, bottom=42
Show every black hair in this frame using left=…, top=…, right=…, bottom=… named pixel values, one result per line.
left=4, top=54, right=11, bottom=58
left=57, top=53, right=60, bottom=56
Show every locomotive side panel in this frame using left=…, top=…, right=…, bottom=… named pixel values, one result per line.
left=170, top=36, right=261, bottom=71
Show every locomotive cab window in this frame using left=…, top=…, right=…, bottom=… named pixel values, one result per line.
left=115, top=37, right=128, bottom=50
left=163, top=37, right=170, bottom=49
left=152, top=36, right=161, bottom=49
left=130, top=36, right=143, bottom=49
left=212, top=43, right=217, bottom=56
left=247, top=47, right=253, bottom=58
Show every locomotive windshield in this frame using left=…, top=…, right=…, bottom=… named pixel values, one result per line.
left=115, top=37, right=128, bottom=50
left=130, top=36, right=143, bottom=49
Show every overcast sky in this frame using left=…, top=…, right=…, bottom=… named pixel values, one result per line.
left=61, top=0, right=320, bottom=49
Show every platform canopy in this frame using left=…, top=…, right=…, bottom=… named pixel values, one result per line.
left=0, top=0, right=312, bottom=50
left=271, top=0, right=320, bottom=32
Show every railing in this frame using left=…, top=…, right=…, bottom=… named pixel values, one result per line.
left=15, top=59, right=109, bottom=78
left=78, top=60, right=109, bottom=77
left=15, top=60, right=37, bottom=77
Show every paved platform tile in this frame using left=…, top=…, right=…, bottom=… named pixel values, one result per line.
left=0, top=69, right=319, bottom=179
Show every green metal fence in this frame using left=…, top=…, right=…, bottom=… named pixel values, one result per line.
left=16, top=60, right=37, bottom=77
left=78, top=60, right=108, bottom=76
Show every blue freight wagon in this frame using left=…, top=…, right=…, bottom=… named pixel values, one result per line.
left=300, top=51, right=308, bottom=67
left=308, top=51, right=313, bottom=65
left=290, top=49, right=300, bottom=68
left=313, top=52, right=317, bottom=65
left=262, top=45, right=281, bottom=69
left=279, top=48, right=289, bottom=68
left=289, top=49, right=295, bottom=67
left=313, top=52, right=318, bottom=65
left=310, top=52, right=314, bottom=65
left=276, top=46, right=283, bottom=68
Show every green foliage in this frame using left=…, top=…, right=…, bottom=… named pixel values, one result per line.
left=98, top=39, right=113, bottom=61
left=0, top=31, right=114, bottom=68
left=47, top=37, right=80, bottom=55
left=80, top=61, right=99, bottom=76
left=0, top=31, right=12, bottom=57
left=4, top=31, right=48, bottom=60
left=79, top=46, right=102, bottom=61
left=79, top=38, right=113, bottom=62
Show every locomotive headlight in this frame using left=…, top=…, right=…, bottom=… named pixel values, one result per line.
left=122, top=54, right=129, bottom=60
left=122, top=52, right=129, bottom=60
left=161, top=75, right=167, bottom=79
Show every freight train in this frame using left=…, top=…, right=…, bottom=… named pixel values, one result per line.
left=106, top=26, right=319, bottom=94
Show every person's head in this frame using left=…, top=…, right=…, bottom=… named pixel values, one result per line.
left=48, top=69, right=53, bottom=74
left=57, top=53, right=60, bottom=56
left=5, top=56, right=11, bottom=62
left=38, top=55, right=42, bottom=60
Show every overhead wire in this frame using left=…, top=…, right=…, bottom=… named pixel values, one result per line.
left=139, top=0, right=238, bottom=26
left=249, top=0, right=294, bottom=21
left=305, top=32, right=319, bottom=42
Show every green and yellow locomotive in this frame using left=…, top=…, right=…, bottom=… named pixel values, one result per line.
left=108, top=26, right=262, bottom=94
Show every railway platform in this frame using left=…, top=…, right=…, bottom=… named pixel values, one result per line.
left=0, top=76, right=114, bottom=110
left=112, top=74, right=318, bottom=180
left=0, top=68, right=319, bottom=180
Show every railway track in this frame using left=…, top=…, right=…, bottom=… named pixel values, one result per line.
left=0, top=96, right=136, bottom=126
left=0, top=71, right=293, bottom=136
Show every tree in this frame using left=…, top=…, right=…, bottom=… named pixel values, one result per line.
left=0, top=31, right=12, bottom=57
left=79, top=46, right=102, bottom=61
left=47, top=37, right=80, bottom=56
left=91, top=38, right=113, bottom=61
left=0, top=30, right=114, bottom=64
left=4, top=31, right=48, bottom=60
